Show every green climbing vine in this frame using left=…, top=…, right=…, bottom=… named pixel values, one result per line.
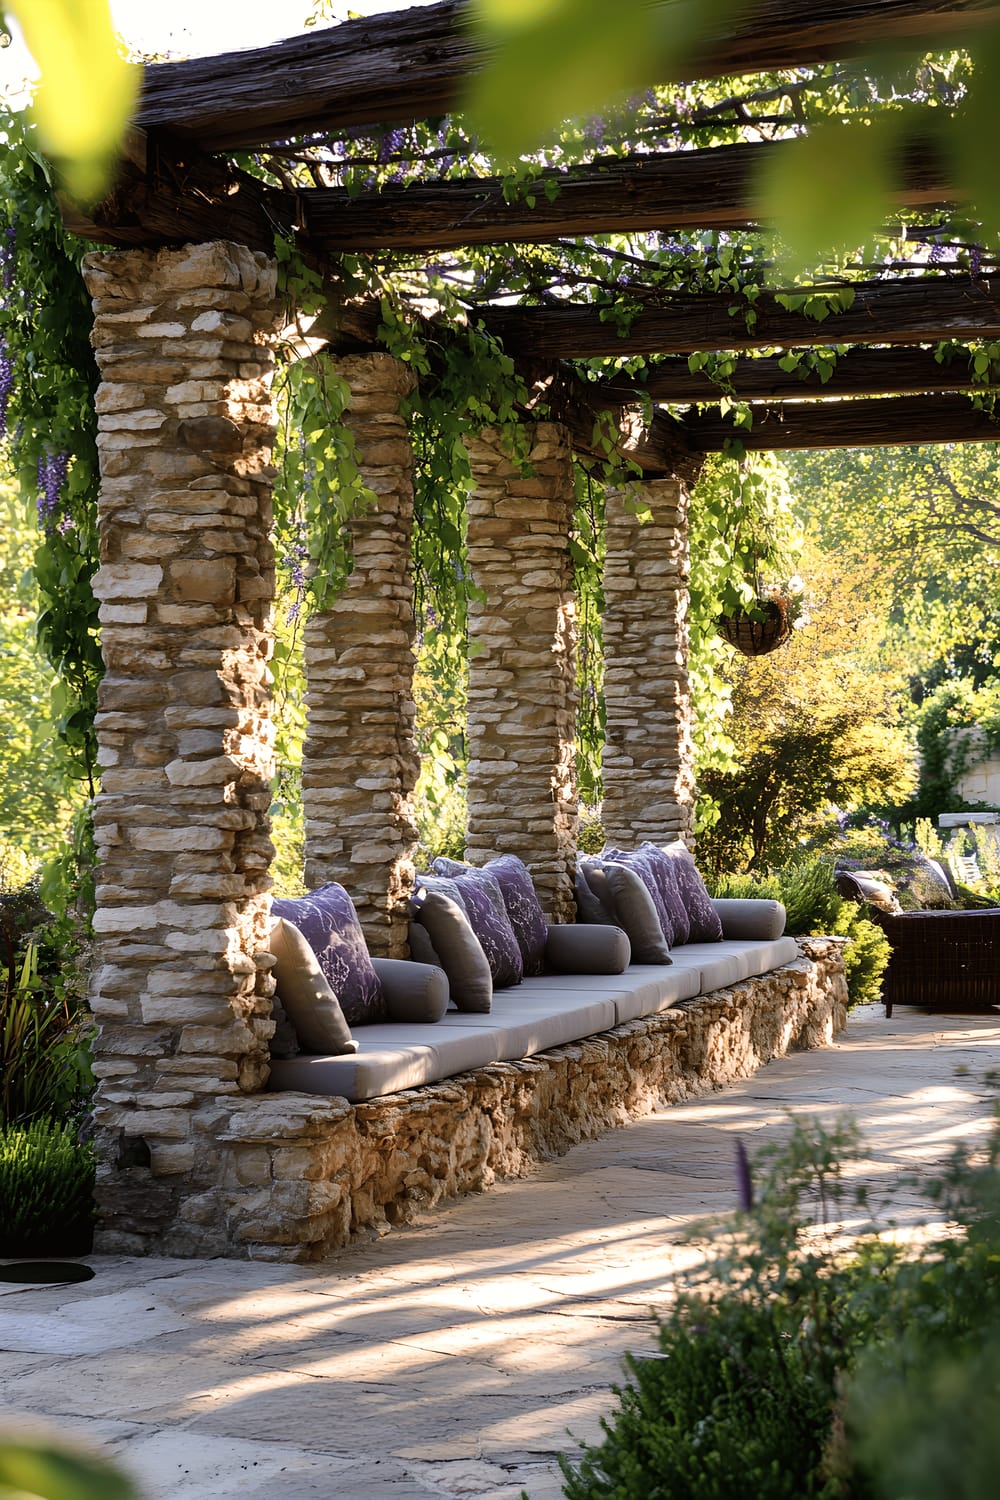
left=0, top=109, right=101, bottom=804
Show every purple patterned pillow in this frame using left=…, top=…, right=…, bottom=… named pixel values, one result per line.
left=433, top=855, right=548, bottom=977
left=271, top=884, right=386, bottom=1026
left=485, top=856, right=548, bottom=976
left=633, top=844, right=691, bottom=946
left=603, top=846, right=678, bottom=947
left=450, top=872, right=524, bottom=988
left=651, top=841, right=723, bottom=943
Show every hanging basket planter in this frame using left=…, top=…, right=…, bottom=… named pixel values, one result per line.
left=717, top=587, right=804, bottom=658
left=717, top=599, right=792, bottom=656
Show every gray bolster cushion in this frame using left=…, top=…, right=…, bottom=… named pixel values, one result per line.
left=711, top=898, right=787, bottom=941
left=544, top=923, right=631, bottom=975
left=370, top=957, right=451, bottom=1024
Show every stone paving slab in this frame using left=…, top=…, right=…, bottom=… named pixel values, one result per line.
left=1, top=1003, right=998, bottom=1499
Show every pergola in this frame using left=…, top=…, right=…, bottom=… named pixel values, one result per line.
left=72, top=0, right=1000, bottom=1257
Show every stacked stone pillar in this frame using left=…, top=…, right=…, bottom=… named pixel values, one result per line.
left=464, top=424, right=578, bottom=921
left=301, top=354, right=419, bottom=957
left=601, top=478, right=696, bottom=847
left=82, top=241, right=282, bottom=1255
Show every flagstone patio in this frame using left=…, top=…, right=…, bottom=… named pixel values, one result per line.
left=2, top=1002, right=998, bottom=1500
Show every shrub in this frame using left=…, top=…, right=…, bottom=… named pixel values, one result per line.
left=710, top=856, right=889, bottom=1009
left=0, top=877, right=94, bottom=1126
left=0, top=1117, right=95, bottom=1256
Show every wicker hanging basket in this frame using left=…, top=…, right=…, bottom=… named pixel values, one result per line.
left=717, top=598, right=794, bottom=657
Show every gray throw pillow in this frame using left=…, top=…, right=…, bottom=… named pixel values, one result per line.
left=268, top=917, right=360, bottom=1055
left=576, top=860, right=618, bottom=924
left=604, top=846, right=679, bottom=946
left=411, top=879, right=493, bottom=1013
left=407, top=921, right=442, bottom=967
left=601, top=862, right=672, bottom=964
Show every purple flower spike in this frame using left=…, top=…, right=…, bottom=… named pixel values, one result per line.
left=0, top=337, right=13, bottom=436
left=37, top=449, right=69, bottom=527
left=735, top=1138, right=754, bottom=1211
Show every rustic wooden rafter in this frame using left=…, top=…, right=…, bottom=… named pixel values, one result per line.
left=136, top=0, right=999, bottom=153
left=685, top=392, right=1000, bottom=449
left=71, top=132, right=954, bottom=256
left=592, top=344, right=998, bottom=403
left=480, top=279, right=1000, bottom=358
left=297, top=138, right=951, bottom=252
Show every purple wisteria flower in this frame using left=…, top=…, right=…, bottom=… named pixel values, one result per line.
left=971, top=244, right=984, bottom=279
left=37, top=450, right=69, bottom=527
left=378, top=126, right=406, bottom=163
left=0, top=337, right=13, bottom=437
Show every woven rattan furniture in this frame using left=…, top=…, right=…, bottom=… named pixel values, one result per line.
left=837, top=871, right=1000, bottom=1017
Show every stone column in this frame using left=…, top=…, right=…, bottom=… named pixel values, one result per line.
left=82, top=241, right=282, bottom=1255
left=601, top=477, right=696, bottom=847
left=464, top=423, right=578, bottom=922
left=301, top=354, right=419, bottom=958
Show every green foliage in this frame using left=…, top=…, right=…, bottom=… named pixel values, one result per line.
left=710, top=856, right=890, bottom=1009
left=0, top=877, right=93, bottom=1126
left=697, top=546, right=915, bottom=874
left=687, top=452, right=803, bottom=816
left=784, top=443, right=1000, bottom=703
left=8, top=0, right=140, bottom=203
left=0, top=1116, right=94, bottom=1256
left=0, top=109, right=102, bottom=798
left=0, top=1433, right=138, bottom=1500
left=903, top=677, right=1000, bottom=822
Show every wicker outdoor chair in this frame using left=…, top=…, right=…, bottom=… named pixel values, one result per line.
left=836, top=870, right=1000, bottom=1017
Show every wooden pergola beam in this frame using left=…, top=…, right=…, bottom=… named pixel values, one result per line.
left=594, top=345, right=996, bottom=403
left=70, top=132, right=952, bottom=255
left=481, top=279, right=1000, bottom=358
left=685, top=393, right=1000, bottom=449
left=300, top=139, right=950, bottom=252
left=517, top=359, right=700, bottom=479
left=136, top=0, right=1000, bottom=154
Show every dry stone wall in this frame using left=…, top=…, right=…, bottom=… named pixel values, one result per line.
left=602, top=478, right=696, bottom=847
left=464, top=424, right=578, bottom=921
left=208, top=940, right=848, bottom=1260
left=82, top=241, right=282, bottom=1254
left=301, top=353, right=419, bottom=957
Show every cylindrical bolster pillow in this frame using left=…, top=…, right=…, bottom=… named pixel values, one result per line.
left=711, top=898, right=787, bottom=941
left=544, top=923, right=632, bottom=975
left=369, top=957, right=451, bottom=1023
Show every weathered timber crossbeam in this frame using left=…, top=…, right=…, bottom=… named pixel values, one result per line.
left=60, top=129, right=296, bottom=254
left=592, top=344, right=998, bottom=404
left=299, top=139, right=950, bottom=252
left=480, top=279, right=1000, bottom=358
left=135, top=0, right=1000, bottom=152
left=69, top=134, right=953, bottom=256
left=515, top=359, right=700, bottom=479
left=685, top=392, right=1000, bottom=450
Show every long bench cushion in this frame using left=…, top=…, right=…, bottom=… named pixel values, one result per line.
left=268, top=1021, right=502, bottom=1101
left=516, top=966, right=701, bottom=1025
left=432, top=989, right=619, bottom=1062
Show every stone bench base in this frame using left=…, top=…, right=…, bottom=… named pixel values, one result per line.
left=95, top=940, right=847, bottom=1261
